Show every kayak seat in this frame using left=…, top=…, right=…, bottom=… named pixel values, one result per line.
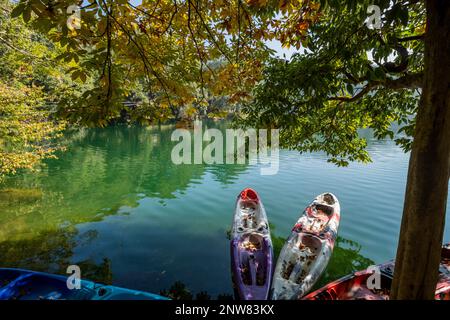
left=315, top=204, right=333, bottom=216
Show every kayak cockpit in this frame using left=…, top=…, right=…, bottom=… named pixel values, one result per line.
left=297, top=193, right=340, bottom=235
left=232, top=232, right=273, bottom=299
left=281, top=234, right=322, bottom=284
left=237, top=234, right=270, bottom=285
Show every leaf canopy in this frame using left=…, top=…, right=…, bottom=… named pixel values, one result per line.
left=239, top=0, right=425, bottom=165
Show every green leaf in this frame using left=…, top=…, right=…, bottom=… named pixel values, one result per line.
left=22, top=7, right=31, bottom=23
left=60, top=37, right=68, bottom=47
left=64, top=53, right=73, bottom=63
left=55, top=53, right=67, bottom=61
left=398, top=6, right=409, bottom=26
left=11, top=4, right=25, bottom=18
left=373, top=68, right=386, bottom=80
left=80, top=72, right=87, bottom=83
left=71, top=71, right=80, bottom=81
left=346, top=83, right=354, bottom=95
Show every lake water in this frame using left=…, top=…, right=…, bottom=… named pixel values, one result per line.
left=1, top=123, right=449, bottom=299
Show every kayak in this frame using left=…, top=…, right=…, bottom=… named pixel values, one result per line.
left=271, top=193, right=340, bottom=300
left=230, top=188, right=273, bottom=300
left=303, top=244, right=450, bottom=300
left=0, top=268, right=169, bottom=300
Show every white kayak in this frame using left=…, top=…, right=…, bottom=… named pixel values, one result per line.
left=271, top=193, right=341, bottom=300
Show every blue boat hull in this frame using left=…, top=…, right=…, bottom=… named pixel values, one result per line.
left=0, top=268, right=169, bottom=300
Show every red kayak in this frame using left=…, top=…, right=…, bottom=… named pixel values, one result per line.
left=303, top=244, right=450, bottom=300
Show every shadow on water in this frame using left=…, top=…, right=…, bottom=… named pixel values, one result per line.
left=312, top=237, right=375, bottom=290
left=0, top=227, right=113, bottom=284
left=159, top=281, right=233, bottom=300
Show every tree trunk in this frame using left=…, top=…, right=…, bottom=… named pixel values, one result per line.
left=390, top=0, right=450, bottom=300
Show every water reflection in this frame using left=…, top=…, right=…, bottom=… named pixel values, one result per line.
left=0, top=124, right=248, bottom=242
left=1, top=123, right=445, bottom=299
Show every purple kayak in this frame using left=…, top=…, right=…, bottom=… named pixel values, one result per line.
left=230, top=188, right=273, bottom=300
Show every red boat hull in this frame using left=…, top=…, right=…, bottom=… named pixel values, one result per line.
left=303, top=244, right=450, bottom=300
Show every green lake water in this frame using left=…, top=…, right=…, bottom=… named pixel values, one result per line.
left=1, top=123, right=449, bottom=299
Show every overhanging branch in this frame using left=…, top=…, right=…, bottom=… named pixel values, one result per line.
left=330, top=73, right=423, bottom=102
left=383, top=73, right=423, bottom=89
left=382, top=43, right=409, bottom=73
left=0, top=36, right=41, bottom=59
left=329, top=84, right=374, bottom=102
left=397, top=34, right=425, bottom=42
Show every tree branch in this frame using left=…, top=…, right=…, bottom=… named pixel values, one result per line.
left=162, top=0, right=178, bottom=35
left=330, top=73, right=423, bottom=102
left=100, top=0, right=113, bottom=107
left=382, top=43, right=409, bottom=73
left=383, top=72, right=423, bottom=89
left=0, top=36, right=42, bottom=59
left=329, top=84, right=374, bottom=102
left=105, top=9, right=176, bottom=115
left=343, top=71, right=364, bottom=84
left=187, top=0, right=206, bottom=100
left=397, top=34, right=425, bottom=42
left=188, top=0, right=233, bottom=65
